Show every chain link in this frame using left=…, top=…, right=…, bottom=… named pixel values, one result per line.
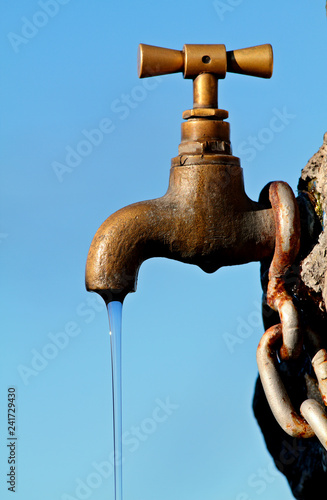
left=257, top=181, right=327, bottom=451
left=300, top=399, right=327, bottom=450
left=266, top=181, right=302, bottom=360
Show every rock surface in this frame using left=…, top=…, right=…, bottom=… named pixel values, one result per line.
left=253, top=134, right=327, bottom=499
left=299, top=133, right=327, bottom=308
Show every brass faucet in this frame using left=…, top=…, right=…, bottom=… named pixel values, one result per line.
left=85, top=43, right=277, bottom=303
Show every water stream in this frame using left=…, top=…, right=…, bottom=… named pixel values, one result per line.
left=107, top=301, right=123, bottom=500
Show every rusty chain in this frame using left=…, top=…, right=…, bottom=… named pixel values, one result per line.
left=256, top=181, right=327, bottom=451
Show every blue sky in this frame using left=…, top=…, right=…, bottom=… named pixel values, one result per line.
left=1, top=1, right=327, bottom=499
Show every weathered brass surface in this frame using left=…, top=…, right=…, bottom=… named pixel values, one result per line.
left=86, top=43, right=276, bottom=303
left=179, top=119, right=231, bottom=155
left=86, top=159, right=276, bottom=302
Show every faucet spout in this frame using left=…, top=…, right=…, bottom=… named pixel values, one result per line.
left=85, top=155, right=276, bottom=303
left=85, top=199, right=167, bottom=303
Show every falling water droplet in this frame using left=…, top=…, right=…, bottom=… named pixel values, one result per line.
left=107, top=301, right=123, bottom=500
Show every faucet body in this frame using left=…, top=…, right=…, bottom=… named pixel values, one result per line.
left=85, top=43, right=277, bottom=303
left=86, top=152, right=275, bottom=302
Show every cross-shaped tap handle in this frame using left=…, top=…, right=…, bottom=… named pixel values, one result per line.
left=138, top=43, right=273, bottom=79
left=138, top=43, right=273, bottom=111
